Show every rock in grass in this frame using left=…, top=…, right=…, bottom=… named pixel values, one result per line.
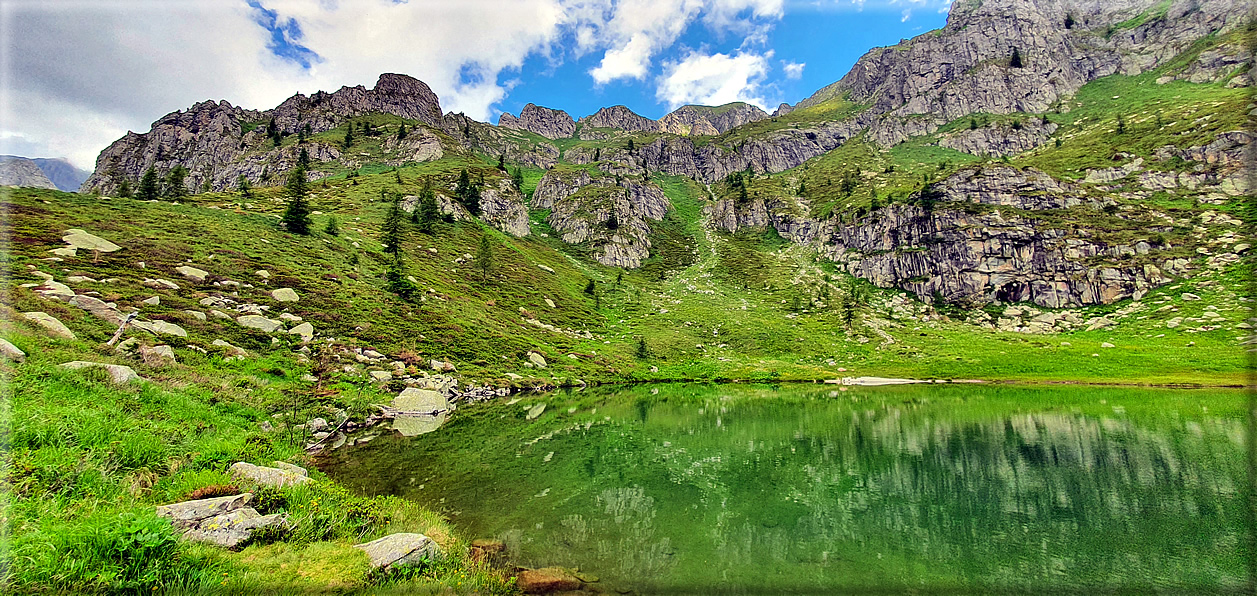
left=69, top=294, right=125, bottom=325
left=23, top=311, right=75, bottom=339
left=62, top=229, right=121, bottom=252
left=142, top=295, right=160, bottom=306
left=287, top=322, right=314, bottom=342
left=35, top=280, right=75, bottom=301
left=237, top=315, right=283, bottom=332
left=526, top=403, right=546, bottom=420
left=352, top=533, right=441, bottom=570
left=0, top=338, right=26, bottom=362
left=527, top=352, right=547, bottom=368
left=132, top=319, right=188, bottom=337
left=1100, top=342, right=1115, bottom=348
left=271, top=287, right=299, bottom=302
left=270, top=461, right=308, bottom=477
left=155, top=492, right=288, bottom=549
left=176, top=266, right=209, bottom=282
left=141, top=344, right=177, bottom=363
left=229, top=462, right=310, bottom=488
left=516, top=567, right=582, bottom=593
left=59, top=361, right=141, bottom=383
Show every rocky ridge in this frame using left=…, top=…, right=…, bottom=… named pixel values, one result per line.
left=497, top=103, right=577, bottom=140
left=0, top=156, right=59, bottom=189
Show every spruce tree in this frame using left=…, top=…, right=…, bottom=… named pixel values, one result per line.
left=475, top=232, right=493, bottom=281
left=324, top=216, right=339, bottom=236
left=397, top=123, right=407, bottom=140
left=1010, top=47, right=1023, bottom=68
left=117, top=178, right=133, bottom=198
left=634, top=337, right=650, bottom=359
left=606, top=210, right=619, bottom=230
left=281, top=167, right=313, bottom=235
left=381, top=191, right=404, bottom=256
left=511, top=167, right=524, bottom=190
left=416, top=178, right=439, bottom=233
left=164, top=166, right=189, bottom=199
left=343, top=127, right=354, bottom=149
left=298, top=148, right=310, bottom=169
left=237, top=174, right=251, bottom=198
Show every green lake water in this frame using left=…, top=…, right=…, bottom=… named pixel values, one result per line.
left=320, top=383, right=1249, bottom=594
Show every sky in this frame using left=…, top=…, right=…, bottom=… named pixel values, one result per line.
left=0, top=0, right=952, bottom=171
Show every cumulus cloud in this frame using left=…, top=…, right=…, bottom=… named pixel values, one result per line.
left=656, top=50, right=772, bottom=110
left=782, top=60, right=805, bottom=79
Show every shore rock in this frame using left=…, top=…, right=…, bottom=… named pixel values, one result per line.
left=517, top=567, right=582, bottom=593
left=353, top=533, right=441, bottom=570
left=229, top=462, right=311, bottom=488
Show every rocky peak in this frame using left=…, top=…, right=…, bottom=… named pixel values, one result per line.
left=657, top=103, right=769, bottom=136
left=497, top=103, right=576, bottom=139
left=0, top=156, right=58, bottom=189
left=579, top=105, right=657, bottom=132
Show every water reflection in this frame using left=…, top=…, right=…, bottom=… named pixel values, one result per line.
left=321, top=385, right=1245, bottom=594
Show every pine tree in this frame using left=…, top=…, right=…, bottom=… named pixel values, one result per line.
left=584, top=279, right=596, bottom=296
left=1064, top=12, right=1075, bottom=28
left=117, top=178, right=133, bottom=198
left=324, top=216, right=339, bottom=236
left=511, top=167, right=524, bottom=191
left=1116, top=114, right=1126, bottom=134
left=1010, top=47, right=1023, bottom=68
left=634, top=337, right=650, bottom=359
left=164, top=165, right=189, bottom=199
left=455, top=169, right=482, bottom=216
left=281, top=167, right=313, bottom=235
left=298, top=148, right=310, bottom=169
left=394, top=168, right=402, bottom=184
left=416, top=178, right=439, bottom=233
left=627, top=139, right=635, bottom=152
left=385, top=254, right=416, bottom=300
left=606, top=210, right=619, bottom=230
left=475, top=232, right=493, bottom=281
left=497, top=153, right=506, bottom=171
left=237, top=174, right=251, bottom=198
left=381, top=191, right=404, bottom=255
left=343, top=127, right=354, bottom=149
left=397, top=123, right=407, bottom=140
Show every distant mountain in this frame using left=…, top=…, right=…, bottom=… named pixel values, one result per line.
left=32, top=158, right=90, bottom=192
left=0, top=156, right=58, bottom=189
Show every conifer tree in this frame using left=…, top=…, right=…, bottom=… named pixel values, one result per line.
left=381, top=191, right=404, bottom=255
left=511, top=167, right=524, bottom=190
left=324, top=216, right=339, bottom=236
left=164, top=166, right=189, bottom=199
left=117, top=178, right=133, bottom=199
left=237, top=174, right=251, bottom=198
left=343, top=127, right=354, bottom=149
left=281, top=167, right=313, bottom=235
left=634, top=337, right=650, bottom=359
left=475, top=233, right=493, bottom=281
left=415, top=177, right=439, bottom=233
left=1010, top=47, right=1023, bottom=68
left=397, top=123, right=407, bottom=140
left=606, top=210, right=619, bottom=230
left=298, top=148, right=310, bottom=169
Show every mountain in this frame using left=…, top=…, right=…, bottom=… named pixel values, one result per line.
left=74, top=0, right=1248, bottom=310
left=0, top=155, right=58, bottom=189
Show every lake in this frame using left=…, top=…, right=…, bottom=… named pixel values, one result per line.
left=320, top=383, right=1248, bottom=594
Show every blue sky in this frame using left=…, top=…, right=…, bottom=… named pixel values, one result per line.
left=2, top=0, right=952, bottom=169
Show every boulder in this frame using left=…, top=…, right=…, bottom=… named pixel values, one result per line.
left=141, top=344, right=177, bottom=363
left=527, top=352, right=547, bottom=368
left=393, top=388, right=447, bottom=412
left=212, top=339, right=249, bottom=358
left=156, top=493, right=288, bottom=549
left=287, top=322, right=314, bottom=342
left=133, top=319, right=188, bottom=337
left=237, top=315, right=283, bottom=332
left=228, top=462, right=310, bottom=488
left=62, top=229, right=121, bottom=252
left=353, top=533, right=441, bottom=570
left=59, top=361, right=141, bottom=384
left=69, top=294, right=125, bottom=325
left=23, top=312, right=75, bottom=339
left=526, top=403, right=546, bottom=420
left=142, top=296, right=161, bottom=306
left=271, top=288, right=299, bottom=302
left=270, top=461, right=308, bottom=477
left=176, top=266, right=209, bottom=282
left=369, top=370, right=392, bottom=382
left=0, top=338, right=26, bottom=362
left=517, top=567, right=582, bottom=593
left=184, top=310, right=207, bottom=321
left=35, top=280, right=76, bottom=301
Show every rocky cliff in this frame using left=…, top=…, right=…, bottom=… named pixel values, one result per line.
left=657, top=103, right=769, bottom=136
left=81, top=74, right=446, bottom=195
left=534, top=169, right=670, bottom=267
left=578, top=106, right=658, bottom=133
left=0, top=156, right=58, bottom=189
left=498, top=103, right=577, bottom=140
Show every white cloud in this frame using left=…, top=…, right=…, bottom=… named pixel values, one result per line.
left=656, top=50, right=772, bottom=110
left=901, top=8, right=911, bottom=21
left=782, top=60, right=805, bottom=79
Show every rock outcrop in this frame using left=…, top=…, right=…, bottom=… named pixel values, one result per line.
left=534, top=169, right=670, bottom=268
left=498, top=103, right=577, bottom=139
left=939, top=119, right=1058, bottom=157
left=156, top=492, right=289, bottom=549
left=0, top=156, right=58, bottom=189
left=657, top=103, right=768, bottom=136
left=578, top=105, right=657, bottom=133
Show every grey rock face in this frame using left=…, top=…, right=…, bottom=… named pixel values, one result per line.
left=939, top=119, right=1058, bottom=157
left=498, top=103, right=577, bottom=139
left=578, top=105, right=657, bottom=132
left=658, top=103, right=769, bottom=136
left=442, top=112, right=560, bottom=169
left=353, top=533, right=441, bottom=570
left=479, top=179, right=531, bottom=237
left=0, top=156, right=58, bottom=189
left=534, top=170, right=671, bottom=267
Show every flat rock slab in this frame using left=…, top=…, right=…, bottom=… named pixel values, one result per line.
left=133, top=319, right=188, bottom=337
left=393, top=388, right=447, bottom=412
left=229, top=461, right=310, bottom=488
left=176, top=266, right=209, bottom=282
left=62, top=229, right=121, bottom=252
left=517, top=567, right=582, bottom=593
left=353, top=533, right=440, bottom=570
left=69, top=294, right=125, bottom=325
left=841, top=376, right=929, bottom=386
left=35, top=280, right=75, bottom=300
left=528, top=352, right=548, bottom=368
left=237, top=315, right=283, bottom=333
left=60, top=361, right=141, bottom=383
left=271, top=288, right=299, bottom=302
left=23, top=312, right=75, bottom=339
left=0, top=338, right=26, bottom=362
